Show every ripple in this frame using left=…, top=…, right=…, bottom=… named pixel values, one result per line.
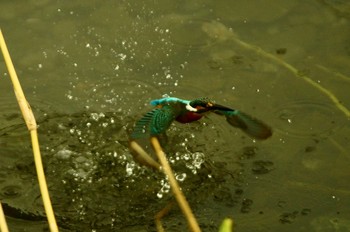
left=274, top=100, right=344, bottom=138
left=0, top=95, right=23, bottom=130
left=0, top=185, right=22, bottom=199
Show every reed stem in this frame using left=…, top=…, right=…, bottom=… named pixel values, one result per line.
left=0, top=202, right=9, bottom=232
left=151, top=137, right=201, bottom=232
left=0, top=29, right=58, bottom=232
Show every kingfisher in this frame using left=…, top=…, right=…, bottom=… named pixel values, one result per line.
left=130, top=97, right=272, bottom=140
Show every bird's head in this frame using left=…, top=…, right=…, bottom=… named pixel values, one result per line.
left=186, top=98, right=215, bottom=113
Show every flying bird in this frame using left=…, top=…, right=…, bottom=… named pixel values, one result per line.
left=130, top=97, right=272, bottom=140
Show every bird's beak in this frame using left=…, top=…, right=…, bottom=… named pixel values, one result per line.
left=211, top=103, right=233, bottom=111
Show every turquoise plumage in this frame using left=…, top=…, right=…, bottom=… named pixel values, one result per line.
left=130, top=97, right=272, bottom=140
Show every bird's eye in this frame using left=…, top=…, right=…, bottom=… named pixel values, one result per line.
left=190, top=98, right=214, bottom=108
left=207, top=102, right=213, bottom=107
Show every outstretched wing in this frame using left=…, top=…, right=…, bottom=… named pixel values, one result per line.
left=214, top=108, right=272, bottom=140
left=130, top=105, right=178, bottom=139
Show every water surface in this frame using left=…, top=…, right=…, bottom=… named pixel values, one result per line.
left=0, top=0, right=350, bottom=231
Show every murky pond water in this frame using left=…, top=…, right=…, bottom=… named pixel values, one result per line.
left=1, top=0, right=350, bottom=231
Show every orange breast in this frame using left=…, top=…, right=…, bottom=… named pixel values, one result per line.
left=176, top=112, right=203, bottom=123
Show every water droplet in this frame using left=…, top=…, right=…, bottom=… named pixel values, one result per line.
left=1, top=185, right=22, bottom=198
left=176, top=173, right=187, bottom=182
left=157, top=192, right=163, bottom=198
left=126, top=162, right=135, bottom=176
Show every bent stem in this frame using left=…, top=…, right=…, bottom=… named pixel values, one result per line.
left=151, top=137, right=201, bottom=232
left=0, top=29, right=58, bottom=232
left=154, top=202, right=174, bottom=232
left=129, top=140, right=161, bottom=170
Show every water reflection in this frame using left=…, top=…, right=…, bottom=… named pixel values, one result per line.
left=275, top=100, right=345, bottom=138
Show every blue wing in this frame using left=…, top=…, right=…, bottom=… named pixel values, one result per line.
left=150, top=97, right=190, bottom=106
left=214, top=109, right=272, bottom=140
left=130, top=105, right=177, bottom=139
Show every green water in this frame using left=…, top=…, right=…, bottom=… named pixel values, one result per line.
left=0, top=0, right=350, bottom=231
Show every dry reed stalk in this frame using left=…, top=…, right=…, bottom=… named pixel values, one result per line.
left=0, top=29, right=59, bottom=232
left=151, top=137, right=201, bottom=232
left=0, top=202, right=9, bottom=232
left=154, top=202, right=174, bottom=232
left=129, top=141, right=161, bottom=170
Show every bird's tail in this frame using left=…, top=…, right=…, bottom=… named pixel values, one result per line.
left=216, top=110, right=272, bottom=139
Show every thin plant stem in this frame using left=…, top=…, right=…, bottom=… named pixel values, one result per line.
left=232, top=34, right=350, bottom=118
left=0, top=29, right=58, bottom=232
left=0, top=202, right=9, bottom=232
left=315, top=64, right=350, bottom=83
left=329, top=137, right=348, bottom=157
left=202, top=21, right=350, bottom=118
left=129, top=141, right=161, bottom=170
left=31, top=130, right=58, bottom=231
left=151, top=137, right=201, bottom=232
left=154, top=202, right=174, bottom=232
